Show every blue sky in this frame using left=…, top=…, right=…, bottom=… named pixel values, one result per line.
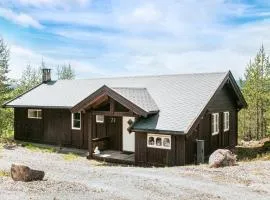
left=0, top=0, right=270, bottom=79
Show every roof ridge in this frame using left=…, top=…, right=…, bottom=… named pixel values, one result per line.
left=57, top=71, right=228, bottom=82
left=112, top=87, right=147, bottom=90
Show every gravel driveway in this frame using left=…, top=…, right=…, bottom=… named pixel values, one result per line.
left=0, top=146, right=269, bottom=200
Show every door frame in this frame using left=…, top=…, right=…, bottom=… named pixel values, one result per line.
left=105, top=116, right=123, bottom=151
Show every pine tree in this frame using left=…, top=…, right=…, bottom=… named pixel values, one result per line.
left=239, top=45, right=270, bottom=140
left=57, top=63, right=75, bottom=80
left=0, top=37, right=12, bottom=137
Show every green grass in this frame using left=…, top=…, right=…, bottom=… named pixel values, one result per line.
left=24, top=143, right=56, bottom=153
left=236, top=141, right=270, bottom=162
left=0, top=170, right=10, bottom=177
left=63, top=153, right=79, bottom=161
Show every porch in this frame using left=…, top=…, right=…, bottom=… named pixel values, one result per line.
left=71, top=86, right=156, bottom=165
left=92, top=150, right=135, bottom=165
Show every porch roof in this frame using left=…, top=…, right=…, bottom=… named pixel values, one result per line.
left=71, top=85, right=159, bottom=116
left=112, top=87, right=159, bottom=113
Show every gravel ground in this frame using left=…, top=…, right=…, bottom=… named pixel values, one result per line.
left=0, top=146, right=269, bottom=200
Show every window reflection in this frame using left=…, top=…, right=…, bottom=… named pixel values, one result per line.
left=156, top=137, right=162, bottom=146
left=163, top=138, right=170, bottom=147
left=148, top=137, right=154, bottom=145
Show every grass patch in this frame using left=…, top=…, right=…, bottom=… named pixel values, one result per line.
left=236, top=139, right=270, bottom=161
left=0, top=170, right=10, bottom=177
left=254, top=152, right=270, bottom=161
left=0, top=137, right=15, bottom=145
left=63, top=153, right=79, bottom=161
left=24, top=143, right=56, bottom=153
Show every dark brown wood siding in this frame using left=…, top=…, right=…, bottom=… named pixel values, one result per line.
left=14, top=108, right=85, bottom=149
left=185, top=84, right=239, bottom=164
left=135, top=132, right=185, bottom=166
left=14, top=108, right=43, bottom=141
left=91, top=115, right=123, bottom=151
left=43, top=109, right=71, bottom=146
left=82, top=112, right=89, bottom=149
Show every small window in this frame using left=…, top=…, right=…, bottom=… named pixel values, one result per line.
left=28, top=109, right=42, bottom=119
left=163, top=138, right=171, bottom=147
left=224, top=112, right=229, bottom=131
left=148, top=137, right=155, bottom=145
left=156, top=137, right=162, bottom=146
left=211, top=113, right=219, bottom=135
left=96, top=115, right=104, bottom=123
left=147, top=134, right=171, bottom=149
left=72, top=112, right=81, bottom=129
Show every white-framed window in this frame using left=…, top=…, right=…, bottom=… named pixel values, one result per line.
left=147, top=134, right=171, bottom=150
left=211, top=113, right=219, bottom=135
left=223, top=111, right=230, bottom=131
left=96, top=115, right=104, bottom=123
left=72, top=112, right=81, bottom=130
left=28, top=109, right=42, bottom=119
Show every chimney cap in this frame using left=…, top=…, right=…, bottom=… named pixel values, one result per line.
left=42, top=68, right=52, bottom=83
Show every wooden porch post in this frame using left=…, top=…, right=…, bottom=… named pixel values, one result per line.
left=87, top=111, right=93, bottom=159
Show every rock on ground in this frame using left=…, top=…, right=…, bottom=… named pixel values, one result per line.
left=11, top=164, right=45, bottom=182
left=209, top=149, right=237, bottom=168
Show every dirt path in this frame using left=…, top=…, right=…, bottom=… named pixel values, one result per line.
left=0, top=146, right=269, bottom=200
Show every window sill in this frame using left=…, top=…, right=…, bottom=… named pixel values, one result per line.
left=147, top=145, right=171, bottom=150
left=224, top=129, right=229, bottom=132
left=212, top=132, right=219, bottom=136
left=28, top=117, right=42, bottom=119
left=72, top=128, right=81, bottom=130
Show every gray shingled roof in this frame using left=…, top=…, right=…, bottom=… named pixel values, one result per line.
left=111, top=87, right=159, bottom=113
left=5, top=72, right=229, bottom=133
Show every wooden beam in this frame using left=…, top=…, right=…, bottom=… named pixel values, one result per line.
left=110, top=98, right=115, bottom=113
left=91, top=111, right=136, bottom=117
left=87, top=112, right=93, bottom=159
left=91, top=95, right=108, bottom=109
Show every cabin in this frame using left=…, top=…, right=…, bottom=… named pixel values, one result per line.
left=3, top=69, right=247, bottom=166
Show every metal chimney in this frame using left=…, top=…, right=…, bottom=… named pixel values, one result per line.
left=42, top=68, right=51, bottom=83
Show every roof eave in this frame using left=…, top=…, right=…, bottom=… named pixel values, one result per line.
left=3, top=105, right=72, bottom=109
left=2, top=83, right=44, bottom=108
left=131, top=128, right=185, bottom=135
left=227, top=71, right=248, bottom=108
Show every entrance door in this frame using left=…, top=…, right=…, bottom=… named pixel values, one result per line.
left=106, top=116, right=122, bottom=150
left=122, top=117, right=135, bottom=152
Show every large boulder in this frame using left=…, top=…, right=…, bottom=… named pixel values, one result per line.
left=209, top=149, right=237, bottom=168
left=11, top=164, right=45, bottom=182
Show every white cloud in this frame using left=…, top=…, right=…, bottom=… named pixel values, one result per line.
left=3, top=0, right=270, bottom=79
left=119, top=3, right=161, bottom=25
left=17, top=0, right=90, bottom=8
left=0, top=7, right=43, bottom=28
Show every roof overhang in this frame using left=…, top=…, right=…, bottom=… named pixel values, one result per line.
left=3, top=105, right=72, bottom=109
left=225, top=71, right=247, bottom=109
left=131, top=128, right=185, bottom=135
left=71, top=85, right=158, bottom=117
